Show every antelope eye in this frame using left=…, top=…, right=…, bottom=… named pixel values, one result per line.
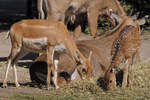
left=110, top=80, right=112, bottom=83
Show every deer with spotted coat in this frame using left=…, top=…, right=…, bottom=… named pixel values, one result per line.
left=104, top=13, right=148, bottom=90
left=2, top=19, right=93, bottom=89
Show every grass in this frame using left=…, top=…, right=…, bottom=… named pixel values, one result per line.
left=0, top=61, right=150, bottom=100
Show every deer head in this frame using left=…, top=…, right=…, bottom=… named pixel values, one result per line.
left=104, top=67, right=117, bottom=90
left=76, top=51, right=93, bottom=80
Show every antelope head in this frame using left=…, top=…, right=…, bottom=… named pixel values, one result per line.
left=104, top=67, right=117, bottom=90
left=76, top=51, right=93, bottom=80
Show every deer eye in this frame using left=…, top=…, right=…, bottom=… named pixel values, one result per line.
left=109, top=80, right=112, bottom=83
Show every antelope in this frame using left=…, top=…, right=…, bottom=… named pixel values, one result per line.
left=67, top=0, right=126, bottom=37
left=2, top=19, right=93, bottom=89
left=104, top=14, right=148, bottom=90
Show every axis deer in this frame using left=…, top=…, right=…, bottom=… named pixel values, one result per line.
left=67, top=0, right=126, bottom=37
left=104, top=15, right=148, bottom=90
left=2, top=19, right=93, bottom=89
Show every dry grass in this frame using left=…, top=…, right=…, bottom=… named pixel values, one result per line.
left=0, top=61, right=149, bottom=100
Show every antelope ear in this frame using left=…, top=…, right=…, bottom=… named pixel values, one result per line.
left=138, top=15, right=149, bottom=25
left=88, top=51, right=92, bottom=61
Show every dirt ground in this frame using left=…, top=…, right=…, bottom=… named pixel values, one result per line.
left=0, top=29, right=150, bottom=98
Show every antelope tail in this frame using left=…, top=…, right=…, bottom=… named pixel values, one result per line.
left=6, top=30, right=10, bottom=39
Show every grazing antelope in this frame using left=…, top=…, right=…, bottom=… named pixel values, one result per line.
left=104, top=14, right=147, bottom=90
left=67, top=0, right=126, bottom=37
left=2, top=19, right=93, bottom=89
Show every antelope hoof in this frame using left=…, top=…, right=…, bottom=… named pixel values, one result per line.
left=1, top=84, right=7, bottom=88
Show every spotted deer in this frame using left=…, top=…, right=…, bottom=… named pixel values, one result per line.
left=2, top=19, right=93, bottom=89
left=104, top=15, right=148, bottom=90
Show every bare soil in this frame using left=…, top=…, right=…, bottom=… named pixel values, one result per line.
left=0, top=30, right=150, bottom=99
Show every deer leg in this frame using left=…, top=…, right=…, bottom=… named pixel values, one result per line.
left=53, top=53, right=59, bottom=89
left=47, top=46, right=54, bottom=90
left=122, top=58, right=131, bottom=88
left=2, top=57, right=11, bottom=88
left=87, top=8, right=99, bottom=37
left=12, top=48, right=28, bottom=87
left=37, top=0, right=45, bottom=19
left=73, top=25, right=81, bottom=38
left=129, top=54, right=137, bottom=88
left=2, top=46, right=21, bottom=88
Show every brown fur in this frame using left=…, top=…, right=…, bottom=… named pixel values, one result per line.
left=68, top=0, right=126, bottom=36
left=2, top=19, right=92, bottom=89
left=104, top=16, right=141, bottom=90
left=30, top=15, right=142, bottom=88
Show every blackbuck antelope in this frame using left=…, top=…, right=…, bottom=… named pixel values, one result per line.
left=67, top=0, right=126, bottom=37
left=104, top=15, right=148, bottom=90
left=2, top=19, right=93, bottom=89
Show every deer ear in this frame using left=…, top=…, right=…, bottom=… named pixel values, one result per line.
left=138, top=15, right=148, bottom=25
left=88, top=51, right=92, bottom=61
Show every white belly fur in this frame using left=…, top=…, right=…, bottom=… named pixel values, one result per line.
left=23, top=37, right=48, bottom=53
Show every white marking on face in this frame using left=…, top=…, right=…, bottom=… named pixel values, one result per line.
left=23, top=37, right=47, bottom=53
left=71, top=69, right=80, bottom=80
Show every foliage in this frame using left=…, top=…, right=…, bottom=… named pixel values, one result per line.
left=119, top=0, right=150, bottom=29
